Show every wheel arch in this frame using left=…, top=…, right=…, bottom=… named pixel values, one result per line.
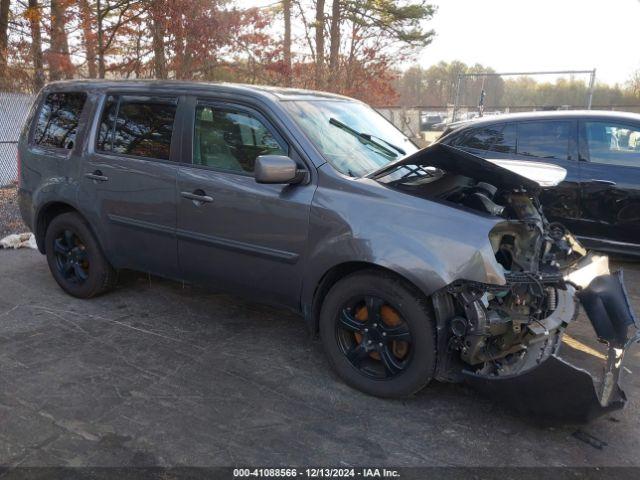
left=306, top=261, right=431, bottom=335
left=35, top=202, right=104, bottom=257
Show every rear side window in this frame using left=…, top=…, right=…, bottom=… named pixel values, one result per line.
left=97, top=95, right=177, bottom=161
left=517, top=121, right=570, bottom=160
left=451, top=124, right=516, bottom=154
left=33, top=92, right=87, bottom=149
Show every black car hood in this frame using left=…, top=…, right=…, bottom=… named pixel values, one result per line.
left=369, top=143, right=557, bottom=191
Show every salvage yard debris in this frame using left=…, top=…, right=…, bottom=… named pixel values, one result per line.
left=0, top=233, right=36, bottom=250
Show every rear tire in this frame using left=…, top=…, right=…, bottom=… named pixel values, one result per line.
left=319, top=270, right=436, bottom=398
left=45, top=212, right=116, bottom=298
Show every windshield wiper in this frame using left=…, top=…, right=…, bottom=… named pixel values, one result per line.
left=329, top=117, right=406, bottom=157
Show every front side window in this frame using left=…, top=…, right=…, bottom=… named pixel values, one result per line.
left=517, top=121, right=570, bottom=160
left=584, top=121, right=640, bottom=167
left=193, top=105, right=286, bottom=173
left=97, top=96, right=177, bottom=161
left=33, top=92, right=87, bottom=149
left=451, top=124, right=516, bottom=154
left=281, top=100, right=418, bottom=177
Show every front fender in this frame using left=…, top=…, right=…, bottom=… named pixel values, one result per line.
left=302, top=171, right=506, bottom=317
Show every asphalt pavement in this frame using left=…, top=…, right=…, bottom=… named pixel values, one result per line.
left=0, top=249, right=639, bottom=467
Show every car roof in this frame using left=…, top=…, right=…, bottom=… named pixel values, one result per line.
left=448, top=109, right=640, bottom=131
left=43, top=79, right=357, bottom=103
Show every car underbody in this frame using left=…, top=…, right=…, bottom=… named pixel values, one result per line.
left=375, top=145, right=640, bottom=421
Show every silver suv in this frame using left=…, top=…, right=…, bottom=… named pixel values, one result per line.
left=18, top=80, right=639, bottom=421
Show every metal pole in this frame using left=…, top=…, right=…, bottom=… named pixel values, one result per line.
left=587, top=68, right=596, bottom=109
left=452, top=73, right=462, bottom=122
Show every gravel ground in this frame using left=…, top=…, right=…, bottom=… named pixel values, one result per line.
left=0, top=185, right=27, bottom=238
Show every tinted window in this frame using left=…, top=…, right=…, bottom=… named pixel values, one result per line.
left=452, top=124, right=516, bottom=154
left=517, top=121, right=570, bottom=160
left=193, top=106, right=286, bottom=173
left=33, top=92, right=87, bottom=149
left=584, top=121, right=640, bottom=167
left=97, top=96, right=177, bottom=160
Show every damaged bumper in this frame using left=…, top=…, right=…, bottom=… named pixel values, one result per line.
left=462, top=255, right=640, bottom=422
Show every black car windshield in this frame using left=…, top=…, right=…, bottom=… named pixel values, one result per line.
left=281, top=99, right=418, bottom=177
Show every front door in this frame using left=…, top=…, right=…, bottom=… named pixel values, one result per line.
left=176, top=100, right=315, bottom=307
left=577, top=119, right=640, bottom=248
left=78, top=94, right=181, bottom=277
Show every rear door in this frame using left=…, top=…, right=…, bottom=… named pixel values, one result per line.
left=577, top=119, right=640, bottom=247
left=78, top=93, right=181, bottom=278
left=513, top=120, right=582, bottom=231
left=176, top=98, right=315, bottom=308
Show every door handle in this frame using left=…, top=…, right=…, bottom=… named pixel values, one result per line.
left=85, top=170, right=109, bottom=182
left=587, top=179, right=617, bottom=187
left=181, top=190, right=214, bottom=203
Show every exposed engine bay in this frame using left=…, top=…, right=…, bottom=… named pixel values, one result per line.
left=373, top=144, right=639, bottom=421
left=384, top=165, right=585, bottom=371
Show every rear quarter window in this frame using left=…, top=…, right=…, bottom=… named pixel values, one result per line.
left=33, top=92, right=87, bottom=150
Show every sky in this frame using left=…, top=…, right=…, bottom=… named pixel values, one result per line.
left=247, top=0, right=640, bottom=85
left=421, top=0, right=640, bottom=85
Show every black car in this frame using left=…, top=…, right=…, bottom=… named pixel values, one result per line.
left=437, top=111, right=640, bottom=256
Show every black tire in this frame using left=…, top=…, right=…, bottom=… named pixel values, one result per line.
left=45, top=212, right=116, bottom=298
left=320, top=270, right=436, bottom=398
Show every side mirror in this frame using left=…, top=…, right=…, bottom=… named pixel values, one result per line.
left=254, top=155, right=305, bottom=184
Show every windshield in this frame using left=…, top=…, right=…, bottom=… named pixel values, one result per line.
left=281, top=100, right=418, bottom=177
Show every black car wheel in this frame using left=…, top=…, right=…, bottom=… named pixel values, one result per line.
left=45, top=212, right=116, bottom=298
left=320, top=270, right=436, bottom=398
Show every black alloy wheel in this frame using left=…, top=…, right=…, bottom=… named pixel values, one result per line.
left=336, top=295, right=413, bottom=379
left=45, top=212, right=116, bottom=298
left=320, top=270, right=436, bottom=398
left=52, top=229, right=90, bottom=284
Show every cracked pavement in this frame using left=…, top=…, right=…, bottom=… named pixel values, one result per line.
left=0, top=249, right=639, bottom=467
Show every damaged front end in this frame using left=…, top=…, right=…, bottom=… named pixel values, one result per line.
left=439, top=254, right=639, bottom=422
left=434, top=189, right=639, bottom=422
left=374, top=144, right=639, bottom=422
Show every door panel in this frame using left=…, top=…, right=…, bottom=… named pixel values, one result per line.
left=177, top=167, right=313, bottom=307
left=79, top=154, right=179, bottom=276
left=177, top=101, right=314, bottom=308
left=578, top=120, right=640, bottom=245
left=77, top=94, right=180, bottom=277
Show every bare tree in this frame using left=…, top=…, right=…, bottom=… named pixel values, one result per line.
left=314, top=0, right=325, bottom=88
left=79, top=0, right=98, bottom=78
left=0, top=0, right=9, bottom=84
left=28, top=0, right=45, bottom=90
left=283, top=0, right=291, bottom=85
left=328, top=0, right=340, bottom=72
left=149, top=0, right=166, bottom=79
left=50, top=0, right=74, bottom=80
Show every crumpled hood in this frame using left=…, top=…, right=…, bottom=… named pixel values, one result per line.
left=370, top=143, right=567, bottom=190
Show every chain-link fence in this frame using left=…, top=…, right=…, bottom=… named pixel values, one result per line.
left=0, top=92, right=35, bottom=187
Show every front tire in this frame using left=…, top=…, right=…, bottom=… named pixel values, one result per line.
left=319, top=270, right=436, bottom=398
left=45, top=212, right=116, bottom=298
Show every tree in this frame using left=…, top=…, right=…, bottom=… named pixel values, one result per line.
left=0, top=0, right=9, bottom=84
left=283, top=0, right=291, bottom=85
left=328, top=0, right=340, bottom=72
left=27, top=0, right=44, bottom=90
left=79, top=0, right=98, bottom=78
left=314, top=0, right=325, bottom=88
left=149, top=0, right=166, bottom=79
left=49, top=0, right=74, bottom=80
